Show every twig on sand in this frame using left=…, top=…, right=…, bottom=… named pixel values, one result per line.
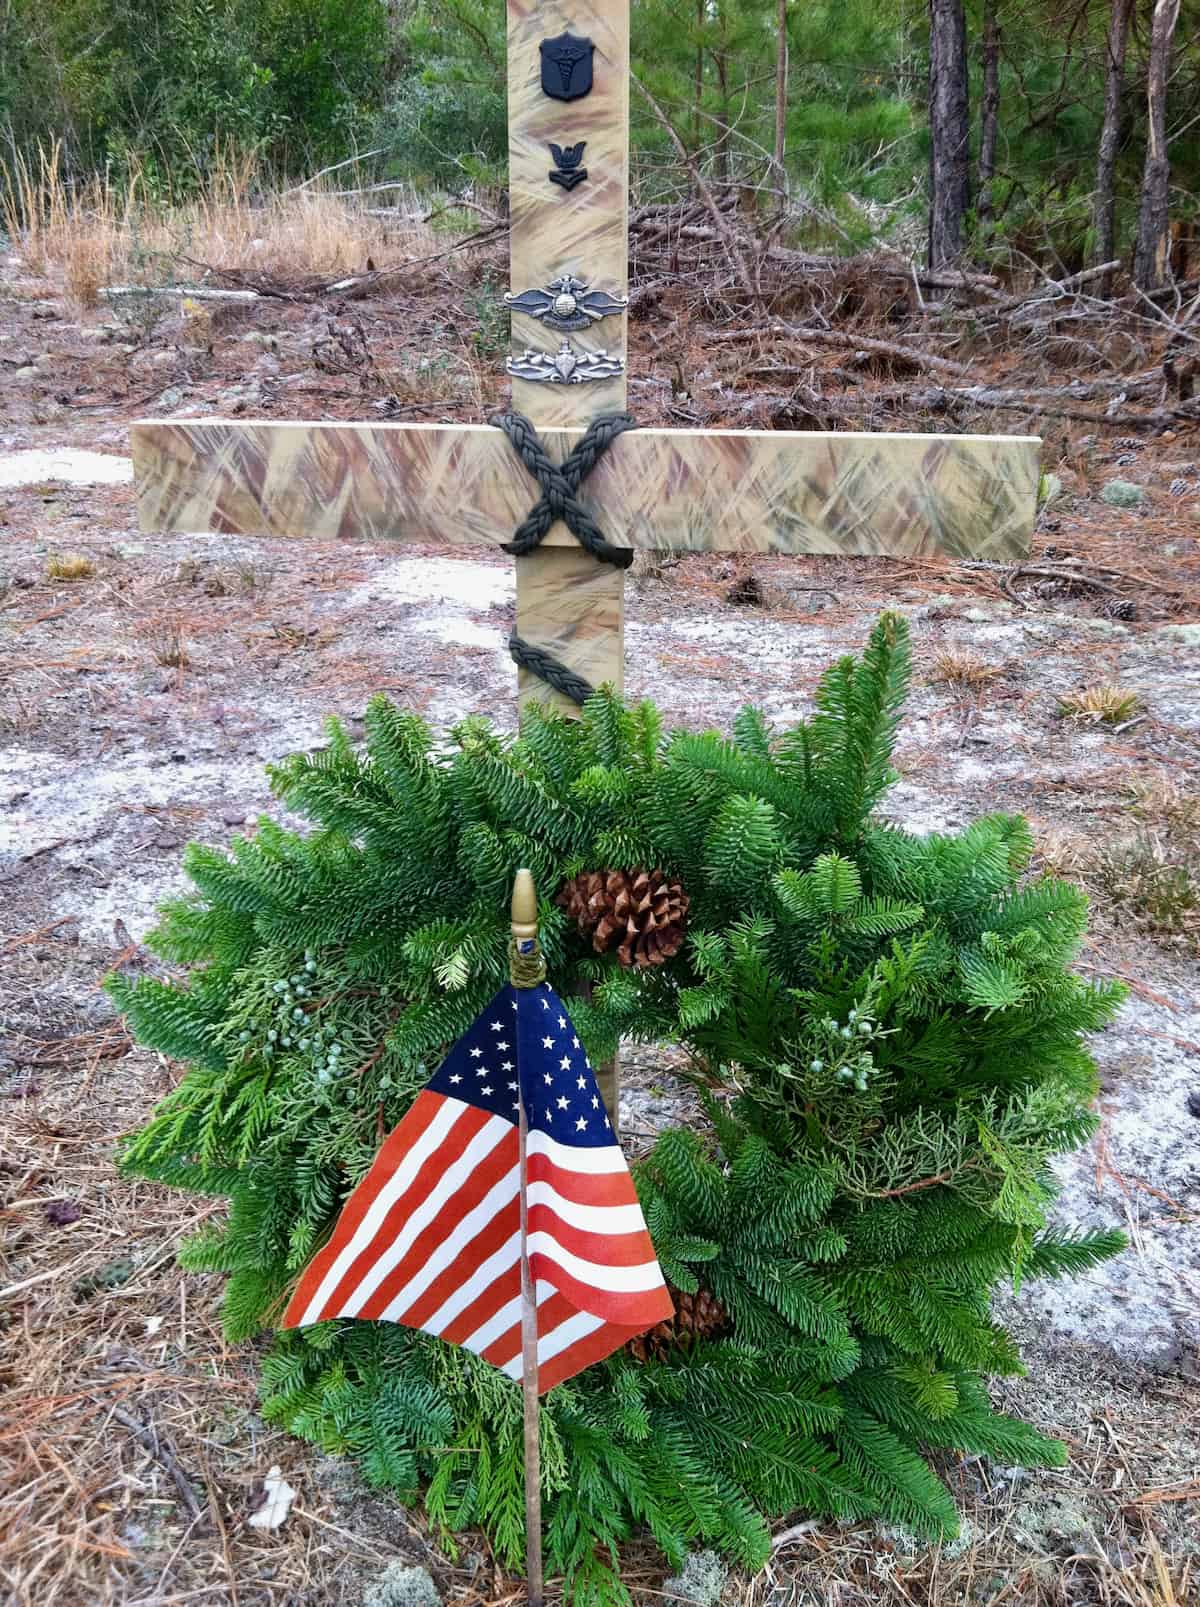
left=110, top=1407, right=206, bottom=1524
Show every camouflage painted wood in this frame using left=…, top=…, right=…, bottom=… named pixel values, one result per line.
left=507, top=0, right=631, bottom=718
left=507, top=0, right=629, bottom=426
left=131, top=418, right=1041, bottom=563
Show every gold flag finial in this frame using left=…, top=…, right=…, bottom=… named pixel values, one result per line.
left=509, top=869, right=545, bottom=988
left=511, top=868, right=538, bottom=943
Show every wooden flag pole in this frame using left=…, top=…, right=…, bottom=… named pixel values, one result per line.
left=510, top=868, right=544, bottom=1607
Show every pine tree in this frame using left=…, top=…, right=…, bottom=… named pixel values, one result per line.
left=111, top=615, right=1124, bottom=1604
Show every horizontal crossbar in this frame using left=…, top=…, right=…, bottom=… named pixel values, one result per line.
left=131, top=419, right=1039, bottom=560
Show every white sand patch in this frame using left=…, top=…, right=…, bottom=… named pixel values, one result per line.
left=341, top=554, right=513, bottom=614
left=340, top=554, right=515, bottom=720
left=0, top=689, right=320, bottom=943
left=995, top=995, right=1200, bottom=1371
left=0, top=448, right=133, bottom=487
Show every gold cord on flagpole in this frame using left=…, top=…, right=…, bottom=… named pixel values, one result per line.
left=510, top=868, right=544, bottom=1607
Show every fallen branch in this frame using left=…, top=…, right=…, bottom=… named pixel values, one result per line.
left=1001, top=564, right=1124, bottom=608
left=982, top=260, right=1123, bottom=313
left=100, top=285, right=260, bottom=304
left=321, top=222, right=509, bottom=298
left=908, top=384, right=1200, bottom=428
left=711, top=321, right=972, bottom=376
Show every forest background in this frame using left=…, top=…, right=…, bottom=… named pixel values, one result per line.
left=1, top=0, right=1198, bottom=287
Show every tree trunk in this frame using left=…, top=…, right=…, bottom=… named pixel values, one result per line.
left=694, top=0, right=704, bottom=151
left=772, top=0, right=789, bottom=191
left=715, top=46, right=731, bottom=184
left=1133, top=0, right=1182, bottom=289
left=976, top=0, right=1000, bottom=236
left=928, top=0, right=970, bottom=267
left=1093, top=0, right=1132, bottom=291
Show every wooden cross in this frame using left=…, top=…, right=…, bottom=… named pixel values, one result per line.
left=131, top=0, right=1038, bottom=720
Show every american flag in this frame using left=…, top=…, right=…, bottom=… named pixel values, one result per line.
left=282, top=981, right=673, bottom=1391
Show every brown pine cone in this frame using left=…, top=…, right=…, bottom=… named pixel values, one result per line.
left=556, top=867, right=689, bottom=969
left=626, top=1285, right=728, bottom=1363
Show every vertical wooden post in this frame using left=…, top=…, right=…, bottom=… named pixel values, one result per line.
left=506, top=0, right=631, bottom=716
left=510, top=868, right=543, bottom=1606
left=505, top=0, right=630, bottom=1128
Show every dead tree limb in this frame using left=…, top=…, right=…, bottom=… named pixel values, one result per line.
left=631, top=74, right=758, bottom=300
left=100, top=285, right=261, bottom=304
left=710, top=322, right=973, bottom=376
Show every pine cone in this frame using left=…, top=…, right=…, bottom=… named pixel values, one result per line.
left=556, top=868, right=689, bottom=969
left=626, top=1286, right=728, bottom=1363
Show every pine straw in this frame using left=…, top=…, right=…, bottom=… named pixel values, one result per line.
left=2, top=1018, right=1197, bottom=1606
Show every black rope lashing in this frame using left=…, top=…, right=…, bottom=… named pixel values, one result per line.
left=490, top=409, right=638, bottom=705
left=507, top=631, right=598, bottom=707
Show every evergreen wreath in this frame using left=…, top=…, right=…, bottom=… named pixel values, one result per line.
left=111, top=614, right=1126, bottom=1605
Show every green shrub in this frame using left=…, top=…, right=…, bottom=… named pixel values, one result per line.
left=112, top=615, right=1124, bottom=1604
left=0, top=0, right=389, bottom=183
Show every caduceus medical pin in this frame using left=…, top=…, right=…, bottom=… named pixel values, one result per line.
left=540, top=32, right=594, bottom=101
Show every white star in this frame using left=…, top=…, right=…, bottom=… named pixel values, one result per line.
left=543, top=1072, right=553, bottom=1085
left=545, top=1108, right=553, bottom=1122
left=476, top=1065, right=488, bottom=1077
left=481, top=1085, right=493, bottom=1095
left=512, top=1000, right=518, bottom=1011
left=470, top=1047, right=483, bottom=1059
left=501, top=1060, right=513, bottom=1072
left=449, top=1074, right=462, bottom=1085
left=572, top=1036, right=580, bottom=1048
left=490, top=1021, right=504, bottom=1031
left=496, top=1040, right=509, bottom=1051
left=558, top=1015, right=567, bottom=1028
left=512, top=1098, right=519, bottom=1108
left=508, top=1080, right=518, bottom=1090
left=575, top=1116, right=587, bottom=1131
left=559, top=1056, right=571, bottom=1070
left=577, top=1076, right=587, bottom=1090
left=556, top=1095, right=569, bottom=1110
left=542, top=1036, right=554, bottom=1049
left=541, top=998, right=550, bottom=1010
left=591, top=1095, right=599, bottom=1108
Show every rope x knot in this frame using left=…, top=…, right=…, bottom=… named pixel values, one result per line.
left=491, top=410, right=638, bottom=571
left=490, top=410, right=639, bottom=705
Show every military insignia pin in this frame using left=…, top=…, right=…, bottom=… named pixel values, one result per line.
left=549, top=141, right=588, bottom=190
left=540, top=33, right=594, bottom=101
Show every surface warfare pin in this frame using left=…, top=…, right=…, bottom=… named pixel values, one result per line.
left=540, top=33, right=594, bottom=101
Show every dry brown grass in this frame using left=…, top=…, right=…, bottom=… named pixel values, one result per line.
left=2, top=143, right=435, bottom=311
left=1033, top=823, right=1095, bottom=880
left=44, top=554, right=95, bottom=583
left=1058, top=684, right=1142, bottom=725
left=929, top=649, right=1002, bottom=688
left=149, top=618, right=189, bottom=669
left=1123, top=775, right=1200, bottom=843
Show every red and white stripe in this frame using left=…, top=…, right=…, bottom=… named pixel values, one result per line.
left=282, top=1091, right=673, bottom=1392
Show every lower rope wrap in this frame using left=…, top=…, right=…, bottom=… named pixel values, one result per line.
left=490, top=409, right=638, bottom=706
